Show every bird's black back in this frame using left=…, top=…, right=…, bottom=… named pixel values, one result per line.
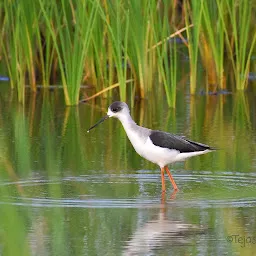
left=149, top=131, right=212, bottom=153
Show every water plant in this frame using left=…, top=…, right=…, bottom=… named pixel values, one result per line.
left=218, top=0, right=256, bottom=90
left=0, top=0, right=256, bottom=106
left=39, top=0, right=99, bottom=105
left=185, top=0, right=203, bottom=94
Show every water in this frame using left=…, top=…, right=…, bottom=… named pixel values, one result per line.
left=0, top=87, right=255, bottom=255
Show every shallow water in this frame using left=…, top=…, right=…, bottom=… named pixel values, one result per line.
left=0, top=88, right=256, bottom=255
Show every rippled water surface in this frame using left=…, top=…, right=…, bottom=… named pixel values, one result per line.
left=0, top=88, right=256, bottom=255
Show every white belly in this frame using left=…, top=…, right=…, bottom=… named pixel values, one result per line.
left=125, top=130, right=180, bottom=167
left=129, top=136, right=210, bottom=168
left=141, top=138, right=180, bottom=167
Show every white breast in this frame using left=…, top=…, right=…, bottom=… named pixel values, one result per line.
left=125, top=128, right=146, bottom=156
left=141, top=137, right=180, bottom=167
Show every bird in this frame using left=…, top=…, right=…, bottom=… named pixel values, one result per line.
left=87, top=101, right=215, bottom=192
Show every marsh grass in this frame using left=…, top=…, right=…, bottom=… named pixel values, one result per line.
left=2, top=1, right=24, bottom=102
left=0, top=0, right=256, bottom=106
left=201, top=0, right=225, bottom=90
left=218, top=0, right=256, bottom=90
left=187, top=0, right=256, bottom=93
left=39, top=0, right=99, bottom=105
left=185, top=0, right=202, bottom=94
left=101, top=0, right=130, bottom=100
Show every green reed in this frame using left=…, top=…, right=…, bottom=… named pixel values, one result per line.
left=126, top=0, right=148, bottom=98
left=39, top=0, right=98, bottom=105
left=201, top=0, right=225, bottom=89
left=2, top=1, right=24, bottom=102
left=218, top=0, right=256, bottom=90
left=187, top=0, right=256, bottom=92
left=89, top=3, right=109, bottom=92
left=0, top=0, right=256, bottom=105
left=153, top=0, right=178, bottom=108
left=99, top=0, right=130, bottom=100
left=3, top=0, right=44, bottom=95
left=185, top=0, right=202, bottom=94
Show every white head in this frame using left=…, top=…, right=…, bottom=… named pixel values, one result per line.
left=107, top=101, right=130, bottom=119
left=87, top=101, right=131, bottom=132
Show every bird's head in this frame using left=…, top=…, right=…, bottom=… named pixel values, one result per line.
left=87, top=101, right=130, bottom=132
left=107, top=101, right=130, bottom=119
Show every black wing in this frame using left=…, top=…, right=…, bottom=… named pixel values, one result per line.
left=149, top=131, right=212, bottom=153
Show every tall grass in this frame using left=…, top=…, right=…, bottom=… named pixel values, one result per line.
left=154, top=20, right=178, bottom=107
left=185, top=0, right=203, bottom=94
left=201, top=0, right=225, bottom=90
left=100, top=0, right=130, bottom=101
left=2, top=1, right=25, bottom=103
left=126, top=0, right=150, bottom=99
left=0, top=0, right=256, bottom=105
left=218, top=0, right=256, bottom=90
left=39, top=0, right=99, bottom=105
left=186, top=0, right=256, bottom=93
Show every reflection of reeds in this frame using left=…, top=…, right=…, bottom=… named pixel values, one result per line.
left=222, top=208, right=256, bottom=255
left=0, top=89, right=255, bottom=255
left=0, top=86, right=255, bottom=184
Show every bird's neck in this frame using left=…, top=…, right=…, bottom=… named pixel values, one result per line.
left=117, top=113, right=137, bottom=131
left=117, top=113, right=144, bottom=152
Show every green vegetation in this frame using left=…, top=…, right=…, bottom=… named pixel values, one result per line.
left=0, top=0, right=256, bottom=106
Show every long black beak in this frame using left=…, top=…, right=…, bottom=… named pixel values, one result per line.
left=87, top=115, right=109, bottom=132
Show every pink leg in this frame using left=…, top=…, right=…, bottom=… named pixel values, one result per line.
left=165, top=166, right=178, bottom=191
left=160, top=167, right=166, bottom=192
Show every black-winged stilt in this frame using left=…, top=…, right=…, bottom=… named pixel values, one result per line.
left=88, top=101, right=215, bottom=192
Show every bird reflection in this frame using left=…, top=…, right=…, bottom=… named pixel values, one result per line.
left=162, top=189, right=178, bottom=202
left=122, top=200, right=206, bottom=255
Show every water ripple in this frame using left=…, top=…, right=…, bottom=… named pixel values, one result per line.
left=0, top=171, right=255, bottom=186
left=0, top=171, right=255, bottom=209
left=0, top=196, right=255, bottom=209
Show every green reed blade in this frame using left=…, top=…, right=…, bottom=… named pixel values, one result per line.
left=185, top=0, right=203, bottom=94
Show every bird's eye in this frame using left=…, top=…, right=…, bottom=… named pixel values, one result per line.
left=112, top=107, right=119, bottom=112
